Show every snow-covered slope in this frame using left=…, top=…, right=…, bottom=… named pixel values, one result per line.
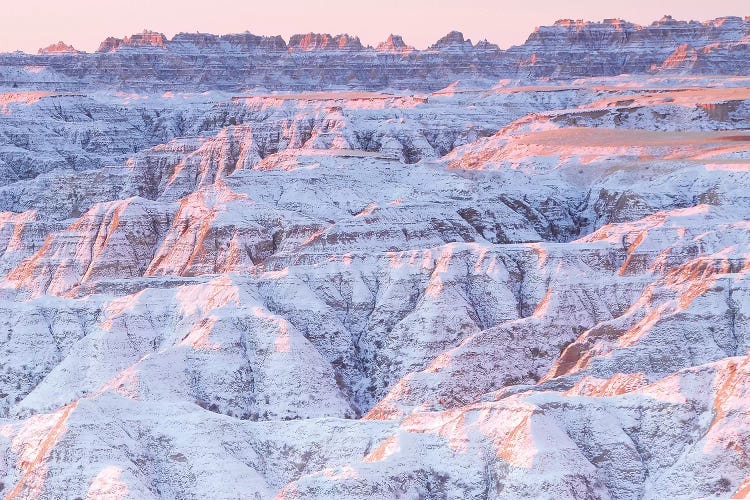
left=0, top=19, right=749, bottom=499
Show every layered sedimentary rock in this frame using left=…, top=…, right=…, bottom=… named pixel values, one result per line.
left=37, top=42, right=81, bottom=55
left=509, top=16, right=750, bottom=77
left=376, top=35, right=413, bottom=53
left=97, top=31, right=168, bottom=52
left=1, top=16, right=749, bottom=91
left=0, top=14, right=749, bottom=500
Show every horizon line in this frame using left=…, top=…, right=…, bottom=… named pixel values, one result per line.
left=9, top=13, right=749, bottom=55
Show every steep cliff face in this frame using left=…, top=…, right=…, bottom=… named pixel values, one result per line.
left=37, top=41, right=81, bottom=55
left=96, top=30, right=168, bottom=52
left=288, top=33, right=363, bottom=51
left=1, top=16, right=749, bottom=91
left=509, top=16, right=750, bottom=77
left=376, top=35, right=413, bottom=53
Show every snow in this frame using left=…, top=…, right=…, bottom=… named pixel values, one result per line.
left=0, top=35, right=748, bottom=496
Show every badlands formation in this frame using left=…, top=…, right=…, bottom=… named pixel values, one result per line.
left=0, top=15, right=749, bottom=500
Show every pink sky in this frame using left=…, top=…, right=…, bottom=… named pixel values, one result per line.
left=1, top=0, right=747, bottom=53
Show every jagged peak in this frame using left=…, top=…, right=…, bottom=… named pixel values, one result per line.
left=473, top=39, right=501, bottom=51
left=528, top=14, right=750, bottom=42
left=29, top=16, right=750, bottom=58
left=97, top=30, right=167, bottom=52
left=654, top=14, right=679, bottom=25
left=170, top=31, right=287, bottom=50
left=38, top=41, right=81, bottom=55
left=601, top=18, right=637, bottom=31
left=548, top=18, right=641, bottom=30
left=429, top=31, right=473, bottom=50
left=649, top=15, right=749, bottom=28
left=701, top=16, right=747, bottom=27
left=288, top=33, right=363, bottom=51
left=220, top=32, right=287, bottom=50
left=553, top=18, right=586, bottom=27
left=376, top=34, right=413, bottom=52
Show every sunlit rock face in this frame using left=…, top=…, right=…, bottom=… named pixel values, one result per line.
left=1, top=15, right=750, bottom=500
left=37, top=42, right=81, bottom=55
left=510, top=16, right=750, bottom=77
left=376, top=35, right=413, bottom=53
left=96, top=31, right=168, bottom=52
left=1, top=15, right=749, bottom=92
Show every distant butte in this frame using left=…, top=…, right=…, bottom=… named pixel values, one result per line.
left=376, top=35, right=413, bottom=52
left=429, top=31, right=473, bottom=50
left=287, top=33, right=364, bottom=51
left=37, top=41, right=81, bottom=55
left=29, top=16, right=750, bottom=55
left=20, top=15, right=750, bottom=89
left=96, top=30, right=167, bottom=52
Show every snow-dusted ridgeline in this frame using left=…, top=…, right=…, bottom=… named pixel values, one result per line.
left=0, top=18, right=749, bottom=499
